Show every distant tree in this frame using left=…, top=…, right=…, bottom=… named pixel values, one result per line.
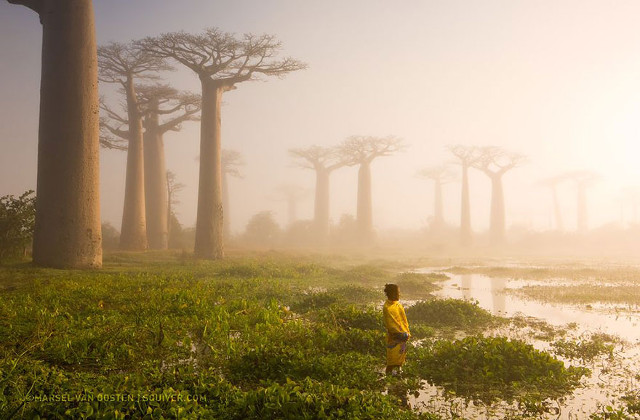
left=98, top=41, right=171, bottom=251
left=418, top=166, right=456, bottom=231
left=448, top=145, right=482, bottom=247
left=138, top=28, right=306, bottom=259
left=139, top=85, right=200, bottom=250
left=0, top=190, right=35, bottom=263
left=7, top=0, right=102, bottom=268
left=244, top=211, right=281, bottom=247
left=221, top=149, right=245, bottom=241
left=166, top=170, right=185, bottom=248
left=271, top=185, right=310, bottom=226
left=338, top=136, right=404, bottom=243
left=289, top=145, right=347, bottom=242
left=473, top=146, right=526, bottom=245
left=538, top=175, right=568, bottom=231
left=565, top=171, right=599, bottom=233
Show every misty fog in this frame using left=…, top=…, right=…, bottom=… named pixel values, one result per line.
left=3, top=0, right=640, bottom=256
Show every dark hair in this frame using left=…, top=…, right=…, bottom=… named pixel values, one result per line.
left=384, top=283, right=399, bottom=301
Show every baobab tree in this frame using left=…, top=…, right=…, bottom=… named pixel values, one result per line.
left=339, top=136, right=404, bottom=243
left=98, top=41, right=170, bottom=251
left=565, top=170, right=599, bottom=233
left=138, top=28, right=306, bottom=259
left=138, top=85, right=200, bottom=249
left=271, top=185, right=310, bottom=227
left=538, top=175, right=567, bottom=232
left=166, top=170, right=185, bottom=247
left=418, top=166, right=456, bottom=232
left=289, top=145, right=346, bottom=241
left=221, top=149, right=245, bottom=241
left=448, top=145, right=481, bottom=246
left=7, top=0, right=102, bottom=268
left=473, top=146, right=526, bottom=245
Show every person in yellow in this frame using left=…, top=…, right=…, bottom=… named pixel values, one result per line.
left=383, top=283, right=410, bottom=375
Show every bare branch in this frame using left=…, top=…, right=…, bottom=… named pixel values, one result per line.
left=137, top=28, right=306, bottom=88
left=472, top=146, right=527, bottom=176
left=7, top=0, right=41, bottom=13
left=337, top=135, right=405, bottom=165
left=418, top=165, right=457, bottom=184
left=98, top=42, right=172, bottom=85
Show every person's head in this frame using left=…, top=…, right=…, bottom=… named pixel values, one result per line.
left=384, top=283, right=399, bottom=301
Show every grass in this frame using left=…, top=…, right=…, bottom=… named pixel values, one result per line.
left=0, top=252, right=594, bottom=419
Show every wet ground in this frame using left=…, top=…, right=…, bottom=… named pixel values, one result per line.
left=410, top=267, right=640, bottom=419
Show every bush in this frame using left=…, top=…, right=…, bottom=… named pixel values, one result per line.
left=406, top=298, right=495, bottom=331
left=0, top=190, right=35, bottom=263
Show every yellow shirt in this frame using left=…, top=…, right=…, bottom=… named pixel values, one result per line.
left=383, top=300, right=410, bottom=336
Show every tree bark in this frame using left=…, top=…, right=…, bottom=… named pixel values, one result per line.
left=460, top=165, right=472, bottom=246
left=222, top=169, right=230, bottom=241
left=119, top=78, right=147, bottom=250
left=356, top=161, right=373, bottom=242
left=314, top=168, right=330, bottom=241
left=24, top=0, right=102, bottom=268
left=194, top=81, right=224, bottom=259
left=143, top=106, right=168, bottom=250
left=489, top=174, right=506, bottom=245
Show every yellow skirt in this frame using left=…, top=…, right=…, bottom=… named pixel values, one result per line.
left=386, top=338, right=408, bottom=367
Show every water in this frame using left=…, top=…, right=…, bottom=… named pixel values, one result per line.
left=431, top=272, right=640, bottom=342
left=410, top=270, right=640, bottom=419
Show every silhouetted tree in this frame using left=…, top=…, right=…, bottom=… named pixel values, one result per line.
left=538, top=175, right=568, bottom=231
left=138, top=28, right=306, bottom=259
left=98, top=42, right=170, bottom=251
left=166, top=170, right=185, bottom=248
left=448, top=145, right=481, bottom=247
left=473, top=146, right=526, bottom=245
left=7, top=0, right=102, bottom=268
left=139, top=85, right=200, bottom=250
left=290, top=145, right=346, bottom=242
left=221, top=149, right=245, bottom=241
left=339, top=136, right=404, bottom=243
left=418, top=166, right=456, bottom=231
left=565, top=170, right=599, bottom=233
left=271, top=185, right=309, bottom=226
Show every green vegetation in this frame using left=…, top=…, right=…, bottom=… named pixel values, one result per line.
left=0, top=254, right=593, bottom=418
left=407, top=336, right=589, bottom=408
left=0, top=190, right=35, bottom=263
left=551, top=333, right=617, bottom=363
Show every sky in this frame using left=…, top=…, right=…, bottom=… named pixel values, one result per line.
left=2, top=0, right=640, bottom=235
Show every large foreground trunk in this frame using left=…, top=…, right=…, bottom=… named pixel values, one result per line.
left=119, top=79, right=147, bottom=250
left=144, top=109, right=168, bottom=250
left=314, top=169, right=330, bottom=241
left=222, top=169, right=230, bottom=241
left=489, top=174, right=505, bottom=245
left=194, top=81, right=224, bottom=259
left=27, top=0, right=102, bottom=268
left=460, top=165, right=472, bottom=246
left=356, top=161, right=373, bottom=242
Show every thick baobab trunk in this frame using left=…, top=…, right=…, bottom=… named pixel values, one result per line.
left=489, top=174, right=506, bottom=244
left=24, top=0, right=102, bottom=268
left=194, top=81, right=224, bottom=259
left=143, top=109, right=168, bottom=250
left=119, top=79, right=147, bottom=250
left=314, top=169, right=330, bottom=240
left=551, top=186, right=563, bottom=231
left=577, top=185, right=588, bottom=233
left=460, top=165, right=472, bottom=246
left=222, top=169, right=230, bottom=241
left=356, top=161, right=373, bottom=242
left=433, top=178, right=444, bottom=229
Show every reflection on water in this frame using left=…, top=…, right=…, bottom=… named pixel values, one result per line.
left=433, top=273, right=640, bottom=342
